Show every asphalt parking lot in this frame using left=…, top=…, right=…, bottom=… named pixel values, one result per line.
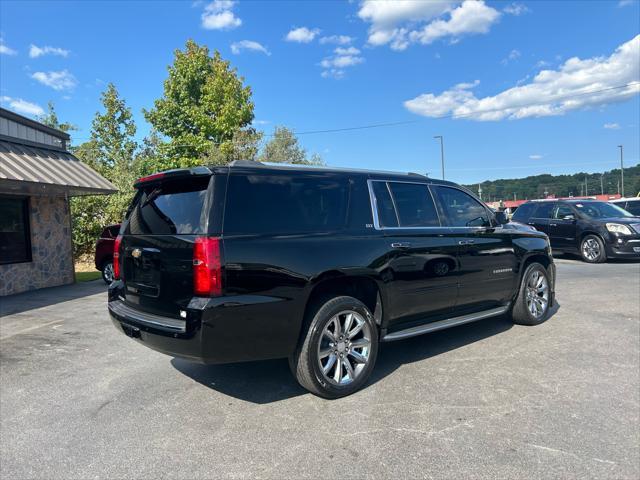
left=1, top=257, right=639, bottom=479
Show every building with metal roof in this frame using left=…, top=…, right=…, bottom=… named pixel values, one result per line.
left=0, top=107, right=116, bottom=296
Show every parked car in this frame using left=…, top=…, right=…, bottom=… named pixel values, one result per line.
left=108, top=161, right=555, bottom=398
left=95, top=224, right=120, bottom=284
left=611, top=197, right=640, bottom=216
left=512, top=199, right=640, bottom=263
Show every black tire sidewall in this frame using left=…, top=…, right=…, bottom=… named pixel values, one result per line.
left=518, top=263, right=551, bottom=324
left=580, top=235, right=605, bottom=263
left=306, top=297, right=378, bottom=398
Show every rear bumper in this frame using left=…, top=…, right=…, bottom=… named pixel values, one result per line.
left=108, top=282, right=301, bottom=364
left=605, top=236, right=640, bottom=258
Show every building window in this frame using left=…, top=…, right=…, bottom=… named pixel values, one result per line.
left=0, top=196, right=32, bottom=264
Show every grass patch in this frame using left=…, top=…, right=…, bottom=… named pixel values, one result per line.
left=76, top=271, right=102, bottom=282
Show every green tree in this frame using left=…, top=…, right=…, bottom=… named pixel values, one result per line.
left=38, top=101, right=77, bottom=133
left=205, top=128, right=263, bottom=165
left=91, top=83, right=137, bottom=171
left=144, top=39, right=254, bottom=166
left=259, top=126, right=323, bottom=165
left=71, top=84, right=140, bottom=256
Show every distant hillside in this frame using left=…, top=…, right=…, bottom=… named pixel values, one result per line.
left=464, top=164, right=640, bottom=202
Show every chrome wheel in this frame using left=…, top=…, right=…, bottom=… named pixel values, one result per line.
left=525, top=270, right=549, bottom=319
left=102, top=262, right=114, bottom=283
left=582, top=238, right=601, bottom=261
left=317, top=310, right=372, bottom=386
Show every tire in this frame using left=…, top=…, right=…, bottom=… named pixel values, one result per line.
left=289, top=296, right=379, bottom=399
left=101, top=259, right=115, bottom=284
left=511, top=262, right=552, bottom=326
left=580, top=234, right=606, bottom=263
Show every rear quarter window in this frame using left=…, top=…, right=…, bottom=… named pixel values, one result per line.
left=224, top=174, right=349, bottom=235
left=511, top=203, right=536, bottom=222
left=126, top=177, right=211, bottom=235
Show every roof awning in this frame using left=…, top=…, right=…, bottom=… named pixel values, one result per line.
left=0, top=140, right=116, bottom=196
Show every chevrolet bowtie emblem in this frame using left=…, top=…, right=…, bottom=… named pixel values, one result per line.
left=131, top=248, right=142, bottom=259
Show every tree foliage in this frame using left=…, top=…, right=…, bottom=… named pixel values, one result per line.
left=144, top=39, right=255, bottom=166
left=464, top=164, right=640, bottom=202
left=38, top=101, right=77, bottom=134
left=259, top=126, right=323, bottom=165
left=71, top=84, right=141, bottom=256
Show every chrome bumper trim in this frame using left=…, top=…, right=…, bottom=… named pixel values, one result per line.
left=108, top=300, right=186, bottom=333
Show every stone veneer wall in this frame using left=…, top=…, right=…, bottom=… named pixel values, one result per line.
left=0, top=195, right=74, bottom=296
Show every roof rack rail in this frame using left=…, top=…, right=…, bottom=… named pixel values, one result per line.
left=228, top=160, right=264, bottom=167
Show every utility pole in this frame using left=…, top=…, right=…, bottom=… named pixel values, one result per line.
left=478, top=183, right=483, bottom=200
left=618, top=145, right=624, bottom=197
left=600, top=174, right=604, bottom=195
left=513, top=192, right=516, bottom=201
left=585, top=175, right=588, bottom=197
left=434, top=135, right=445, bottom=180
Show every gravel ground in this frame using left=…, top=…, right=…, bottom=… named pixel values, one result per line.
left=1, top=257, right=639, bottom=479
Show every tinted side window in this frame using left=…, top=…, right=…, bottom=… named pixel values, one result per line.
left=624, top=201, right=640, bottom=216
left=224, top=174, right=349, bottom=234
left=532, top=203, right=555, bottom=219
left=553, top=205, right=574, bottom=219
left=127, top=177, right=210, bottom=235
left=387, top=182, right=440, bottom=227
left=511, top=202, right=536, bottom=222
left=371, top=181, right=398, bottom=228
left=433, top=186, right=489, bottom=227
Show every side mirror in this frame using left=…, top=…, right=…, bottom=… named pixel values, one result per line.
left=494, top=211, right=509, bottom=225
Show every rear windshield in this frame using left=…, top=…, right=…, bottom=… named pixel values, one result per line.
left=126, top=177, right=210, bottom=235
left=224, top=174, right=349, bottom=235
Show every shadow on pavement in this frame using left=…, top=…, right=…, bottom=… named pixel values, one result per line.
left=0, top=280, right=106, bottom=316
left=172, top=303, right=560, bottom=404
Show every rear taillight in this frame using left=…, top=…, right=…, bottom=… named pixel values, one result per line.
left=193, top=237, right=223, bottom=296
left=113, top=234, right=123, bottom=280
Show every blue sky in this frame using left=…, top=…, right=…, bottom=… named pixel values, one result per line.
left=1, top=0, right=639, bottom=185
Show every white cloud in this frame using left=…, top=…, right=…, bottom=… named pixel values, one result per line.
left=29, top=44, right=70, bottom=58
left=604, top=122, right=621, bottom=129
left=319, top=35, right=353, bottom=45
left=404, top=35, right=640, bottom=121
left=201, top=0, right=241, bottom=30
left=230, top=40, right=270, bottom=56
left=358, top=0, right=500, bottom=50
left=408, top=1, right=501, bottom=47
left=0, top=96, right=44, bottom=116
left=618, top=0, right=634, bottom=7
left=0, top=38, right=17, bottom=55
left=320, top=46, right=364, bottom=79
left=529, top=154, right=543, bottom=160
left=285, top=27, right=320, bottom=43
left=501, top=49, right=521, bottom=65
left=31, top=70, right=78, bottom=91
left=503, top=2, right=530, bottom=16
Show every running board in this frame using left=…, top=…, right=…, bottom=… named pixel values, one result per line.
left=382, top=305, right=510, bottom=342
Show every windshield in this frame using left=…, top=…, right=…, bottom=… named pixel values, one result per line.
left=574, top=201, right=633, bottom=219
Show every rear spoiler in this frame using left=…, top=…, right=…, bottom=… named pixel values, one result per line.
left=134, top=166, right=212, bottom=188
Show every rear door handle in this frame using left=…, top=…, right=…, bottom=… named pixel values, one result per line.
left=458, top=240, right=475, bottom=245
left=391, top=242, right=411, bottom=249
left=549, top=223, right=558, bottom=227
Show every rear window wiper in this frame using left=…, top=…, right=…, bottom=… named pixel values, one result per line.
left=141, top=187, right=162, bottom=208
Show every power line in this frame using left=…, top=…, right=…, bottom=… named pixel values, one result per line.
left=68, top=81, right=640, bottom=145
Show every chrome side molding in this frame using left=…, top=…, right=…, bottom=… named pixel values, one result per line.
left=382, top=305, right=510, bottom=342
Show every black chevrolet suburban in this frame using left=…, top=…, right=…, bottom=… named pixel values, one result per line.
left=512, top=199, right=640, bottom=263
left=108, top=161, right=555, bottom=398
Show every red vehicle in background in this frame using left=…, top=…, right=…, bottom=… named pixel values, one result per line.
left=95, top=224, right=120, bottom=284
